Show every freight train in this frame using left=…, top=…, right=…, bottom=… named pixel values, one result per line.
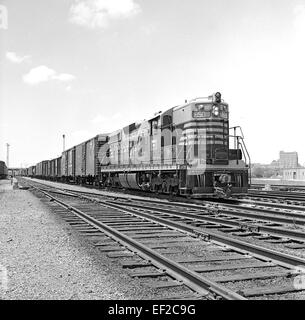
left=24, top=93, right=250, bottom=198
left=0, top=161, right=8, bottom=179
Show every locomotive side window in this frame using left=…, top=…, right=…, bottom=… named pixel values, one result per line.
left=162, top=115, right=172, bottom=127
left=151, top=117, right=161, bottom=135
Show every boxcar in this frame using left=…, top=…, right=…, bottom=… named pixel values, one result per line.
left=66, top=134, right=108, bottom=185
left=61, top=152, right=68, bottom=178
left=36, top=160, right=49, bottom=178
left=67, top=147, right=75, bottom=178
left=56, top=157, right=62, bottom=179
left=28, top=166, right=36, bottom=177
left=0, top=161, right=8, bottom=179
left=80, top=134, right=108, bottom=184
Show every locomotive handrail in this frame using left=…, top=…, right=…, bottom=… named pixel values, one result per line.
left=240, top=138, right=251, bottom=185
left=229, top=132, right=251, bottom=185
left=229, top=126, right=245, bottom=139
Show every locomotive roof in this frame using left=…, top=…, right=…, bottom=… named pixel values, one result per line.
left=173, top=96, right=227, bottom=112
left=115, top=95, right=228, bottom=132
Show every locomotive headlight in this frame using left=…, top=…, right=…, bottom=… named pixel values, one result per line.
left=213, top=106, right=219, bottom=116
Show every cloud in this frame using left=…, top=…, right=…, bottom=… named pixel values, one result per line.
left=23, top=66, right=76, bottom=85
left=69, top=0, right=141, bottom=29
left=23, top=66, right=56, bottom=85
left=6, top=51, right=30, bottom=64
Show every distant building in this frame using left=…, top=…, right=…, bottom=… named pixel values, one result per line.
left=279, top=151, right=299, bottom=169
left=283, top=168, right=305, bottom=181
left=252, top=151, right=303, bottom=179
left=269, top=160, right=280, bottom=169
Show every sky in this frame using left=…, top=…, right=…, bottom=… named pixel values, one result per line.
left=1, top=0, right=305, bottom=167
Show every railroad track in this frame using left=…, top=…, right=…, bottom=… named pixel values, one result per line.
left=233, top=197, right=305, bottom=211
left=251, top=184, right=305, bottom=192
left=245, top=190, right=305, bottom=204
left=20, top=178, right=305, bottom=246
left=21, top=179, right=305, bottom=300
left=23, top=177, right=305, bottom=212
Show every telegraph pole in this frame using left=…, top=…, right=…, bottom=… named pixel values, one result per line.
left=63, top=134, right=66, bottom=152
left=6, top=143, right=10, bottom=167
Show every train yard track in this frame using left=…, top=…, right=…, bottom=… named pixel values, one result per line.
left=251, top=184, right=305, bottom=192
left=25, top=179, right=305, bottom=242
left=19, top=179, right=305, bottom=248
left=20, top=178, right=305, bottom=300
left=243, top=190, right=305, bottom=205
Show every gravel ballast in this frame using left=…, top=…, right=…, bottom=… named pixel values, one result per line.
left=0, top=179, right=160, bottom=300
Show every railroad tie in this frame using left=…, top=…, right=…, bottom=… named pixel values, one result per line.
left=192, top=261, right=274, bottom=273
left=148, top=281, right=183, bottom=289
left=129, top=270, right=167, bottom=278
left=211, top=271, right=294, bottom=283
left=238, top=285, right=305, bottom=297
left=120, top=261, right=153, bottom=269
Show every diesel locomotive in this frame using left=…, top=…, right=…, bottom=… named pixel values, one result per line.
left=25, top=92, right=250, bottom=198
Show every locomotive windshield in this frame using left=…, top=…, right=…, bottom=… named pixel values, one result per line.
left=193, top=103, right=228, bottom=118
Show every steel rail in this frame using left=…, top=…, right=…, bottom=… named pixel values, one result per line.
left=20, top=177, right=305, bottom=214
left=30, top=184, right=247, bottom=300
left=249, top=190, right=305, bottom=197
left=103, top=200, right=305, bottom=242
left=104, top=202, right=305, bottom=268
left=21, top=179, right=305, bottom=236
left=26, top=178, right=305, bottom=227
left=247, top=192, right=305, bottom=202
left=251, top=184, right=305, bottom=191
left=56, top=183, right=305, bottom=217
left=66, top=187, right=305, bottom=226
left=66, top=187, right=305, bottom=218
left=232, top=198, right=305, bottom=212
left=61, top=189, right=305, bottom=269
left=215, top=207, right=305, bottom=226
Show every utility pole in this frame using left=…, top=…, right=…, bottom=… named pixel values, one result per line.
left=6, top=143, right=10, bottom=167
left=63, top=134, right=66, bottom=152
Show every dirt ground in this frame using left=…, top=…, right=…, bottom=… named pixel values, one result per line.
left=0, top=179, right=158, bottom=300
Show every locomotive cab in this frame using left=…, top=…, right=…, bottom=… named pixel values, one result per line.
left=177, top=92, right=250, bottom=198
